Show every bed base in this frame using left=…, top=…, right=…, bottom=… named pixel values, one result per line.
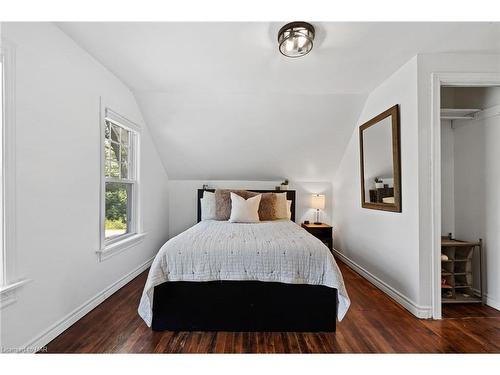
left=152, top=281, right=337, bottom=332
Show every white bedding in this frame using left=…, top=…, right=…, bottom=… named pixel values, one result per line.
left=138, top=220, right=350, bottom=326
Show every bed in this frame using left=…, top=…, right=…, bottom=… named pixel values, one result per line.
left=138, top=189, right=350, bottom=332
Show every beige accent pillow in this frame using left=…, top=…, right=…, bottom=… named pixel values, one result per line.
left=229, top=193, right=261, bottom=223
left=215, top=189, right=257, bottom=220
left=274, top=192, right=288, bottom=219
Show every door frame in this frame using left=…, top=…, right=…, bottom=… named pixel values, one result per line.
left=430, top=72, right=500, bottom=319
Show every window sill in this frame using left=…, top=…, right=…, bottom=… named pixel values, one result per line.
left=0, top=279, right=31, bottom=309
left=97, top=232, right=147, bottom=262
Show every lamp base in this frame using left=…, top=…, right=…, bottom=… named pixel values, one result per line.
left=314, top=209, right=322, bottom=225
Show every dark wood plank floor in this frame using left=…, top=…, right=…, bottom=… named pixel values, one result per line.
left=43, top=260, right=500, bottom=353
left=442, top=303, right=500, bottom=319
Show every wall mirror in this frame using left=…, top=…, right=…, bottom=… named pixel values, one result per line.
left=359, top=104, right=401, bottom=212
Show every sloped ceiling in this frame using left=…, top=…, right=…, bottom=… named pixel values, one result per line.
left=57, top=22, right=500, bottom=180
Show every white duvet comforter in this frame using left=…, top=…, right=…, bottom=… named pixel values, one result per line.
left=138, top=220, right=350, bottom=326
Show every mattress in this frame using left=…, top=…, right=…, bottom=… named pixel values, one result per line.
left=138, top=220, right=350, bottom=326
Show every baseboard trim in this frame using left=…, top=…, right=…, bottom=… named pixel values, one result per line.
left=22, top=256, right=154, bottom=351
left=485, top=295, right=500, bottom=311
left=332, top=249, right=432, bottom=319
left=468, top=289, right=499, bottom=311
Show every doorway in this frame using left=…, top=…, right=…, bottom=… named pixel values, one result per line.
left=431, top=73, right=500, bottom=319
left=439, top=86, right=500, bottom=318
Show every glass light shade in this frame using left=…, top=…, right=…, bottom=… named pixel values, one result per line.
left=278, top=22, right=315, bottom=58
left=311, top=194, right=325, bottom=210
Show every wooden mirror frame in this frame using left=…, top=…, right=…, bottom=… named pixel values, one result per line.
left=359, top=104, right=401, bottom=212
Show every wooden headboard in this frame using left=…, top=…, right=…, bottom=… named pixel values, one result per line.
left=197, top=189, right=296, bottom=223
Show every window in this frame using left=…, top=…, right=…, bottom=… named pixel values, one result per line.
left=104, top=119, right=136, bottom=240
left=1, top=54, right=4, bottom=286
left=1, top=41, right=29, bottom=305
left=99, top=107, right=142, bottom=259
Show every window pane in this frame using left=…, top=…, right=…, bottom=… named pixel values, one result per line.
left=105, top=121, right=110, bottom=139
left=121, top=161, right=128, bottom=179
left=105, top=182, right=131, bottom=240
left=108, top=142, right=120, bottom=163
left=120, top=145, right=129, bottom=179
left=109, top=160, right=120, bottom=178
left=104, top=159, right=111, bottom=177
left=104, top=140, right=118, bottom=167
left=111, top=124, right=120, bottom=143
left=121, top=145, right=129, bottom=162
left=121, top=128, right=130, bottom=146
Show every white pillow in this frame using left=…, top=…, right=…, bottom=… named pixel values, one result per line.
left=274, top=192, right=288, bottom=219
left=200, top=191, right=216, bottom=220
left=286, top=200, right=292, bottom=220
left=229, top=192, right=261, bottom=223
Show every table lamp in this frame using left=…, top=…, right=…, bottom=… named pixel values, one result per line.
left=311, top=194, right=325, bottom=224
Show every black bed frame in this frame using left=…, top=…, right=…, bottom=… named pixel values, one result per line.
left=151, top=189, right=338, bottom=332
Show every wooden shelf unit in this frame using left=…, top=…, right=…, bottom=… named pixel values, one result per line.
left=441, top=238, right=483, bottom=304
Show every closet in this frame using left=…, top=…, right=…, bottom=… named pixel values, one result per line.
left=440, top=86, right=500, bottom=312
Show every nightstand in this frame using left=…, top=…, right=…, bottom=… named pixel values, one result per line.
left=301, top=223, right=333, bottom=251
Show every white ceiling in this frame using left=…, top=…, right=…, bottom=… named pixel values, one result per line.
left=57, top=22, right=500, bottom=180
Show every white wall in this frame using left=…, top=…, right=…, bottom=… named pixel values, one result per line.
left=332, top=56, right=424, bottom=314
left=0, top=23, right=169, bottom=349
left=168, top=180, right=332, bottom=238
left=447, top=113, right=500, bottom=309
left=440, top=120, right=455, bottom=236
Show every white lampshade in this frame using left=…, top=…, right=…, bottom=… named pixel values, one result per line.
left=311, top=194, right=325, bottom=210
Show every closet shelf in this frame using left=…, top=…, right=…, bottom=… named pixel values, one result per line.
left=441, top=108, right=481, bottom=120
left=443, top=272, right=471, bottom=276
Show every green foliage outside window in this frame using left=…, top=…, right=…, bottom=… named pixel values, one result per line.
left=104, top=120, right=133, bottom=238
left=105, top=182, right=129, bottom=232
left=105, top=218, right=127, bottom=230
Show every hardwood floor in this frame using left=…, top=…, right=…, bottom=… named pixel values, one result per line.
left=442, top=303, right=500, bottom=319
left=43, top=260, right=500, bottom=353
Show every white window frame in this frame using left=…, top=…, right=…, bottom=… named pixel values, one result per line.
left=1, top=39, right=30, bottom=308
left=97, top=102, right=144, bottom=262
left=0, top=43, right=4, bottom=287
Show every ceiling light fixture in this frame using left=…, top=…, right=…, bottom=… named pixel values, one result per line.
left=278, top=21, right=315, bottom=58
